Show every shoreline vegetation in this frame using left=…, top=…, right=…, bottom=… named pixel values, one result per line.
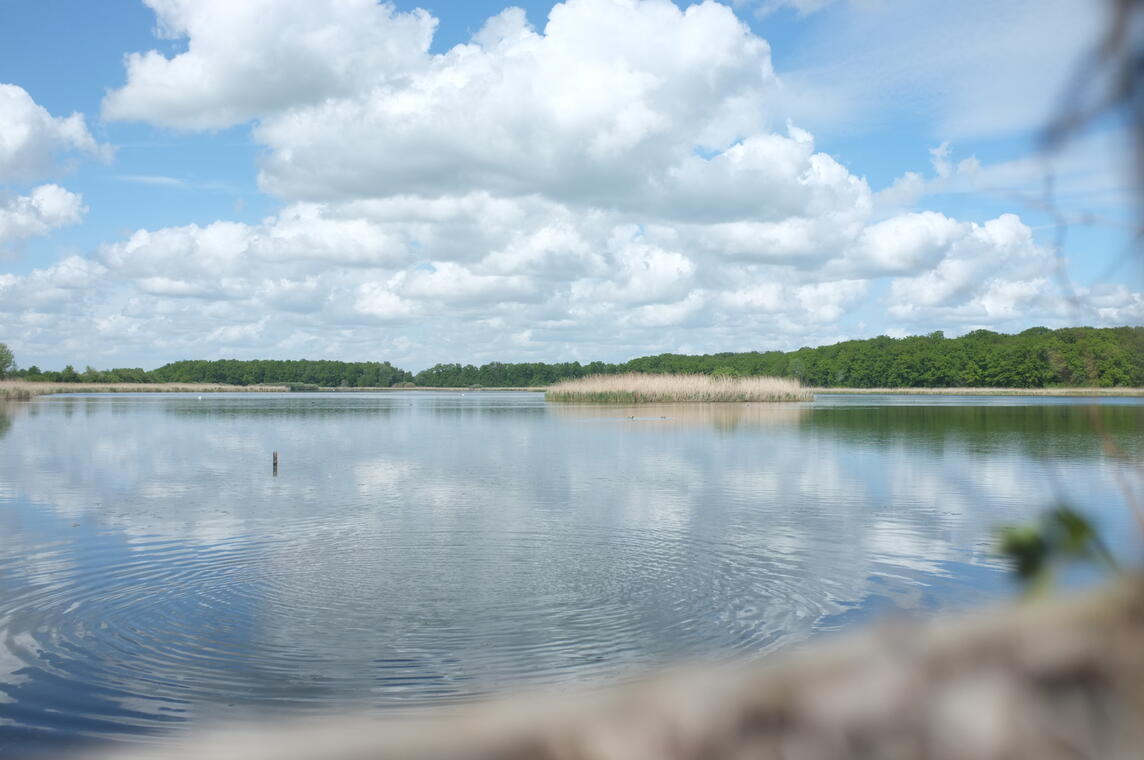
left=0, top=381, right=553, bottom=401
left=2, top=326, right=1143, bottom=396
left=810, top=386, right=1144, bottom=396
left=4, top=380, right=1144, bottom=402
left=545, top=374, right=812, bottom=403
left=0, top=381, right=289, bottom=401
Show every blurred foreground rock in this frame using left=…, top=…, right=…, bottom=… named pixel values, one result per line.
left=106, top=578, right=1144, bottom=760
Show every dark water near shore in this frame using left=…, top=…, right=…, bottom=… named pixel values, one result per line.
left=0, top=392, right=1141, bottom=754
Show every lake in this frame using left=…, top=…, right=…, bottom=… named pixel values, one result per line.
left=1, top=391, right=1141, bottom=754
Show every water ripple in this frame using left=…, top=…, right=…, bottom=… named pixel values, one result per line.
left=0, top=518, right=844, bottom=744
left=4, top=392, right=1128, bottom=751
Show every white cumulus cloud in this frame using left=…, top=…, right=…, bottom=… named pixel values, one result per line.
left=3, top=0, right=1135, bottom=370
left=102, top=0, right=437, bottom=130
left=0, top=185, right=87, bottom=251
left=0, top=84, right=108, bottom=182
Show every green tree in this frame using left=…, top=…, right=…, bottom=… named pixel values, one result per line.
left=0, top=343, right=13, bottom=378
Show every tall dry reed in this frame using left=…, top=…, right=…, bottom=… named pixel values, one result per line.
left=545, top=373, right=811, bottom=403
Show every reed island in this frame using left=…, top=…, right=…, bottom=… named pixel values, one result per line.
left=544, top=373, right=812, bottom=403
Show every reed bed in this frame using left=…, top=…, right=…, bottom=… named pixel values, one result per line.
left=545, top=373, right=812, bottom=403
left=811, top=386, right=1144, bottom=397
left=0, top=380, right=289, bottom=400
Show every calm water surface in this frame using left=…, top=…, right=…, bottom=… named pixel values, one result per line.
left=1, top=391, right=1142, bottom=753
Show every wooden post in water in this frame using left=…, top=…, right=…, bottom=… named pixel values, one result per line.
left=272, top=451, right=278, bottom=476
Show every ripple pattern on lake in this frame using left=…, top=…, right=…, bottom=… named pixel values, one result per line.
left=0, top=523, right=843, bottom=738
left=0, top=392, right=1140, bottom=752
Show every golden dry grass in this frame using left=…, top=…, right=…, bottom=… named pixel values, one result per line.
left=545, top=373, right=811, bottom=403
left=0, top=380, right=289, bottom=400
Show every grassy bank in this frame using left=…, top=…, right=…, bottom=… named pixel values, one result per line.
left=0, top=381, right=289, bottom=401
left=546, top=373, right=811, bottom=403
left=810, top=386, right=1144, bottom=397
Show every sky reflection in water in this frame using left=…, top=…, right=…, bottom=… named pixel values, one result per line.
left=0, top=391, right=1141, bottom=753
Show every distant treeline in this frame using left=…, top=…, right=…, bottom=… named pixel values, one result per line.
left=414, top=327, right=1144, bottom=389
left=10, top=359, right=412, bottom=388
left=411, top=327, right=1144, bottom=388
left=621, top=326, right=1144, bottom=388
left=4, top=326, right=1143, bottom=388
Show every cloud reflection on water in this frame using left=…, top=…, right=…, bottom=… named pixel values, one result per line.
left=0, top=392, right=1139, bottom=749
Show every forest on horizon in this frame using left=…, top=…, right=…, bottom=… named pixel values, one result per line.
left=3, top=326, right=1142, bottom=390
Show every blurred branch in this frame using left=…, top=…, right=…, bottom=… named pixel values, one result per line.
left=1044, top=0, right=1143, bottom=178
left=1042, top=0, right=1144, bottom=543
left=998, top=506, right=1121, bottom=595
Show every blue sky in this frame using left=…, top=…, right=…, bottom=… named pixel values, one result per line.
left=0, top=0, right=1139, bottom=371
